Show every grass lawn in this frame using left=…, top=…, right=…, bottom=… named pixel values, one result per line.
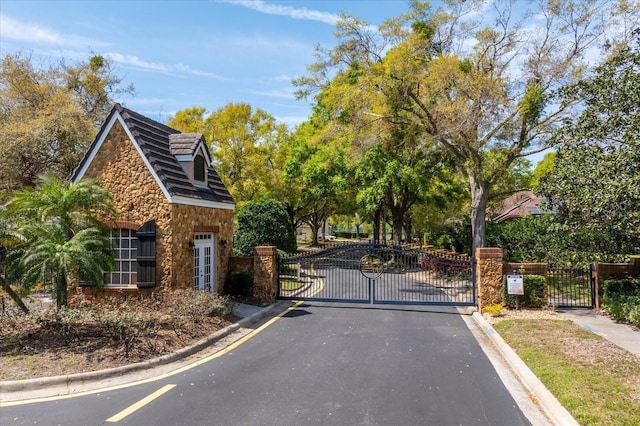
left=494, top=319, right=640, bottom=426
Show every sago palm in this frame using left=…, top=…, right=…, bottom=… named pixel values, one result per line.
left=11, top=222, right=113, bottom=309
left=5, top=175, right=116, bottom=309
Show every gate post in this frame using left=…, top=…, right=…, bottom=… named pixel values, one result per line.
left=475, top=248, right=503, bottom=313
left=254, top=246, right=278, bottom=303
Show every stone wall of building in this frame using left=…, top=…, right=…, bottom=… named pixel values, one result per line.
left=83, top=120, right=173, bottom=290
left=170, top=204, right=234, bottom=292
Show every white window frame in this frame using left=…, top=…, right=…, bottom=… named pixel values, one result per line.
left=108, top=228, right=138, bottom=287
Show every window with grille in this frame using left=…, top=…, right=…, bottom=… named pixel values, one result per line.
left=108, top=228, right=138, bottom=286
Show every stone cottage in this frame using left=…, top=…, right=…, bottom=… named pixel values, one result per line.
left=72, top=103, right=235, bottom=295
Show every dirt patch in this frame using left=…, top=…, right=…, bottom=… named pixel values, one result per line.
left=0, top=314, right=236, bottom=381
left=0, top=291, right=239, bottom=382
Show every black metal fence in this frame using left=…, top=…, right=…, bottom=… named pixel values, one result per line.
left=278, top=242, right=475, bottom=306
left=547, top=265, right=594, bottom=308
left=503, top=263, right=594, bottom=308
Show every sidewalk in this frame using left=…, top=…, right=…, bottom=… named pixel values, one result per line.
left=556, top=308, right=640, bottom=356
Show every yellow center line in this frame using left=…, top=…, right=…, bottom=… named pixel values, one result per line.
left=106, top=384, right=175, bottom=423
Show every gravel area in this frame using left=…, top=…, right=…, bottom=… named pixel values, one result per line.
left=483, top=306, right=565, bottom=324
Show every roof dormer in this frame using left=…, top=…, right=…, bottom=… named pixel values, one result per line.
left=169, top=133, right=212, bottom=187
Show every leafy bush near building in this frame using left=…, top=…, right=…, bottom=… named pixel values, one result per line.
left=502, top=274, right=546, bottom=308
left=234, top=198, right=296, bottom=256
left=602, top=279, right=640, bottom=327
left=227, top=271, right=253, bottom=298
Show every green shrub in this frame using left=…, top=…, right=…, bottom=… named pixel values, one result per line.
left=227, top=271, right=253, bottom=298
left=602, top=278, right=640, bottom=298
left=502, top=274, right=546, bottom=308
left=435, top=234, right=455, bottom=251
left=602, top=279, right=640, bottom=326
left=234, top=198, right=296, bottom=256
left=603, top=294, right=640, bottom=327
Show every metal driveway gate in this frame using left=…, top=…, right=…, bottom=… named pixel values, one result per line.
left=277, top=242, right=476, bottom=306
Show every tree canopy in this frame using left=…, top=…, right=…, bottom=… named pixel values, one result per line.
left=168, top=103, right=289, bottom=205
left=540, top=29, right=640, bottom=255
left=294, top=0, right=639, bottom=253
left=0, top=52, right=133, bottom=190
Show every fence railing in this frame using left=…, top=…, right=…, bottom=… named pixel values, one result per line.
left=503, top=262, right=594, bottom=308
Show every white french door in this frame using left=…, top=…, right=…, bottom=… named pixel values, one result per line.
left=193, top=234, right=216, bottom=292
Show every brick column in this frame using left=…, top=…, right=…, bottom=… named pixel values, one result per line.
left=475, top=248, right=503, bottom=313
left=253, top=246, right=278, bottom=303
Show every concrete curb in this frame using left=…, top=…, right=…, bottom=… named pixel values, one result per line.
left=471, top=311, right=579, bottom=426
left=0, top=302, right=287, bottom=395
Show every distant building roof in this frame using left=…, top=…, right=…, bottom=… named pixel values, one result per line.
left=72, top=103, right=234, bottom=208
left=490, top=190, right=549, bottom=222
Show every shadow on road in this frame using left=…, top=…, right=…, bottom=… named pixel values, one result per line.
left=291, top=302, right=468, bottom=316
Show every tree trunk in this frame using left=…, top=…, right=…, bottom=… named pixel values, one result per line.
left=469, top=176, right=490, bottom=255
left=373, top=208, right=382, bottom=243
left=403, top=216, right=413, bottom=244
left=55, top=273, right=68, bottom=310
left=0, top=279, right=29, bottom=314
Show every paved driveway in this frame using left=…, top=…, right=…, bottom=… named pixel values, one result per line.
left=4, top=302, right=532, bottom=425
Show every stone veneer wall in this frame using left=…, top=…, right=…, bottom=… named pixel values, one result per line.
left=83, top=120, right=172, bottom=291
left=170, top=204, right=234, bottom=291
left=475, top=248, right=503, bottom=313
left=253, top=246, right=278, bottom=303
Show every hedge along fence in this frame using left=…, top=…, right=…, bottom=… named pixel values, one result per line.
left=502, top=262, right=548, bottom=308
left=601, top=278, right=640, bottom=327
left=502, top=274, right=547, bottom=308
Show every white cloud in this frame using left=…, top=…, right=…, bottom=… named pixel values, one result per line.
left=105, top=53, right=227, bottom=80
left=273, top=74, right=292, bottom=82
left=124, top=97, right=171, bottom=106
left=0, top=14, right=62, bottom=44
left=249, top=88, right=295, bottom=99
left=223, top=0, right=339, bottom=25
left=275, top=114, right=307, bottom=127
left=0, top=14, right=108, bottom=47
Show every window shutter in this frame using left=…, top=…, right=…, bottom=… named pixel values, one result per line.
left=136, top=220, right=156, bottom=288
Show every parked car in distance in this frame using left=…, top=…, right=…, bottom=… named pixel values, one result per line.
left=320, top=234, right=336, bottom=241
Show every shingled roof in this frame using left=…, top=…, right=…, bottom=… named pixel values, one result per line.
left=72, top=103, right=234, bottom=208
left=169, top=133, right=207, bottom=157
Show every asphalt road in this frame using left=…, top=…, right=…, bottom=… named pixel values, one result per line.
left=3, top=302, right=531, bottom=426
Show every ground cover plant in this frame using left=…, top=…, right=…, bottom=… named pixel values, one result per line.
left=494, top=318, right=640, bottom=426
left=0, top=290, right=235, bottom=381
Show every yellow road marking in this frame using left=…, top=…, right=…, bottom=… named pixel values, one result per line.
left=106, top=384, right=175, bottom=422
left=1, top=302, right=303, bottom=407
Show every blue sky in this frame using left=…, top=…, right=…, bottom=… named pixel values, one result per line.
left=1, top=0, right=416, bottom=127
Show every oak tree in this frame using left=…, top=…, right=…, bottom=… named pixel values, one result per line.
left=294, top=0, right=639, bottom=253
